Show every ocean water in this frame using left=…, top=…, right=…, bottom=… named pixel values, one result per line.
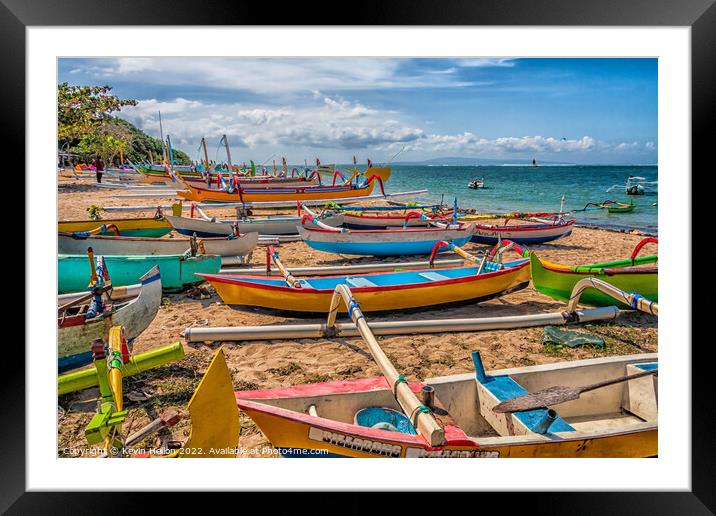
left=383, top=164, right=658, bottom=232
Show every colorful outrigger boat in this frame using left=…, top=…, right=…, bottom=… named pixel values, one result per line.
left=530, top=237, right=658, bottom=307
left=58, top=265, right=161, bottom=372
left=236, top=352, right=657, bottom=458
left=58, top=231, right=259, bottom=257
left=577, top=200, right=636, bottom=214
left=340, top=210, right=454, bottom=230
left=175, top=175, right=385, bottom=203
left=233, top=281, right=657, bottom=458
left=58, top=253, right=221, bottom=293
left=58, top=217, right=173, bottom=238
left=137, top=165, right=319, bottom=189
left=297, top=224, right=475, bottom=256
left=164, top=213, right=344, bottom=237
left=201, top=243, right=530, bottom=313
left=469, top=218, right=575, bottom=245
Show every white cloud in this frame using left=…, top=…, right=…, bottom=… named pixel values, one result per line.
left=454, top=58, right=516, bottom=68
left=70, top=57, right=481, bottom=95
left=120, top=93, right=654, bottom=162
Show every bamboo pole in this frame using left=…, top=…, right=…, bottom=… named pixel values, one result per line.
left=267, top=246, right=300, bottom=287
left=301, top=205, right=346, bottom=232
left=567, top=277, right=658, bottom=315
left=202, top=137, right=211, bottom=174
left=327, top=284, right=445, bottom=446
left=184, top=306, right=618, bottom=343
left=58, top=342, right=185, bottom=396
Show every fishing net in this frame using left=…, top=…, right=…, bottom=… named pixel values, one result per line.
left=543, top=326, right=605, bottom=349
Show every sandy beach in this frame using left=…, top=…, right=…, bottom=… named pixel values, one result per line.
left=57, top=176, right=658, bottom=457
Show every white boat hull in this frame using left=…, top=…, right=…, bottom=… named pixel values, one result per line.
left=58, top=232, right=259, bottom=257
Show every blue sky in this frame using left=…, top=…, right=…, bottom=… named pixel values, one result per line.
left=58, top=57, right=657, bottom=165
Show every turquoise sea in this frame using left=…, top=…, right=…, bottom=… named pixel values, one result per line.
left=383, top=164, right=658, bottom=233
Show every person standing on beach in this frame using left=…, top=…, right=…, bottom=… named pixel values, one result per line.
left=93, top=156, right=105, bottom=183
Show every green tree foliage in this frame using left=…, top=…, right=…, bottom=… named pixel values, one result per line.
left=58, top=83, right=137, bottom=141
left=58, top=83, right=191, bottom=165
left=111, top=118, right=191, bottom=165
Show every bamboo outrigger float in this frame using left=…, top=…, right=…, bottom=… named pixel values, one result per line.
left=231, top=280, right=658, bottom=458
left=184, top=276, right=643, bottom=343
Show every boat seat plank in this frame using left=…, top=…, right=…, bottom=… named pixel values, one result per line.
left=477, top=375, right=575, bottom=435
left=345, top=277, right=377, bottom=288
left=418, top=271, right=450, bottom=282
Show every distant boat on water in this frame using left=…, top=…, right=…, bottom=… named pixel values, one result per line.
left=532, top=159, right=538, bottom=167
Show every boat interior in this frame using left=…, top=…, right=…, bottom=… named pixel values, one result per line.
left=237, top=353, right=657, bottom=443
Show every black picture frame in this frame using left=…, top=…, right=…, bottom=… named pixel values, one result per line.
left=7, top=0, right=709, bottom=512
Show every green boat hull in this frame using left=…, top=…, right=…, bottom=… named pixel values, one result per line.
left=58, top=254, right=221, bottom=293
left=606, top=204, right=635, bottom=213
left=530, top=253, right=658, bottom=307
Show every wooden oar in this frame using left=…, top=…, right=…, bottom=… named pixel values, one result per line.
left=492, top=369, right=657, bottom=413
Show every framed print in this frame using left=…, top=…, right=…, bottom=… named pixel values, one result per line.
left=6, top=0, right=711, bottom=511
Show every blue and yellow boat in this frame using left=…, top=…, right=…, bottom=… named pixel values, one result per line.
left=297, top=224, right=475, bottom=257
left=201, top=256, right=529, bottom=313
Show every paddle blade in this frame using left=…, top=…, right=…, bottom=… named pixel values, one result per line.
left=492, top=386, right=580, bottom=413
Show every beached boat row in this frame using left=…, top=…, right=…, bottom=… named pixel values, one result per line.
left=58, top=152, right=658, bottom=459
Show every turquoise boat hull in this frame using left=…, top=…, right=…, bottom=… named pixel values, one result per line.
left=58, top=254, right=221, bottom=293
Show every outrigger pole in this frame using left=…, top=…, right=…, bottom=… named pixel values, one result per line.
left=184, top=278, right=655, bottom=343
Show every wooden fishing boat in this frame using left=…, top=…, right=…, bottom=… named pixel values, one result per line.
left=137, top=165, right=318, bottom=189
left=530, top=237, right=658, bottom=307
left=164, top=213, right=344, bottom=237
left=58, top=266, right=162, bottom=372
left=470, top=218, right=575, bottom=245
left=236, top=351, right=657, bottom=458
left=340, top=210, right=454, bottom=230
left=58, top=217, right=173, bottom=238
left=201, top=254, right=529, bottom=313
left=605, top=201, right=636, bottom=213
left=175, top=174, right=383, bottom=203
left=468, top=177, right=485, bottom=189
left=578, top=200, right=636, bottom=214
left=58, top=253, right=221, bottom=293
left=298, top=224, right=475, bottom=256
left=58, top=231, right=259, bottom=257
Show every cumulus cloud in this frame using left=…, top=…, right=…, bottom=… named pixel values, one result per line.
left=121, top=93, right=654, bottom=162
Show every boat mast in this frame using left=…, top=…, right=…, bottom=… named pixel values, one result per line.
left=158, top=111, right=167, bottom=166
left=221, top=134, right=233, bottom=169
left=201, top=137, right=211, bottom=173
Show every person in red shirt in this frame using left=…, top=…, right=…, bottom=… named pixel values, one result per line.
left=92, top=156, right=105, bottom=183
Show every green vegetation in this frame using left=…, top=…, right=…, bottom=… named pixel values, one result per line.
left=58, top=83, right=191, bottom=165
